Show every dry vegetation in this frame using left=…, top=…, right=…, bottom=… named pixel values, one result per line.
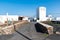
left=41, top=21, right=60, bottom=26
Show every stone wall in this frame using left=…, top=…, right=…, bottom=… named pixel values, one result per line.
left=0, top=21, right=28, bottom=35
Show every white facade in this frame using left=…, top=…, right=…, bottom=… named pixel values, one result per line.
left=47, top=15, right=53, bottom=21
left=23, top=17, right=28, bottom=20
left=56, top=17, right=60, bottom=21
left=39, top=7, right=46, bottom=21
left=7, top=15, right=18, bottom=21
left=0, top=15, right=18, bottom=24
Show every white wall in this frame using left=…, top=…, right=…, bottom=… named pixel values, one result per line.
left=56, top=17, right=60, bottom=21
left=7, top=15, right=18, bottom=21
left=0, top=16, right=7, bottom=23
left=0, top=15, right=18, bottom=24
left=23, top=17, right=28, bottom=20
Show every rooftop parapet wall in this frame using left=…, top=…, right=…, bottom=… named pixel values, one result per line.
left=38, top=22, right=53, bottom=35
left=0, top=20, right=28, bottom=35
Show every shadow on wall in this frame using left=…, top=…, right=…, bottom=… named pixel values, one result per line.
left=35, top=23, right=48, bottom=34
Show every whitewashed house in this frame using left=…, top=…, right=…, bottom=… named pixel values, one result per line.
left=0, top=13, right=19, bottom=24
left=0, top=15, right=18, bottom=24
left=56, top=17, right=60, bottom=21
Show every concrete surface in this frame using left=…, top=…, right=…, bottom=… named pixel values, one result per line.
left=0, top=22, right=60, bottom=40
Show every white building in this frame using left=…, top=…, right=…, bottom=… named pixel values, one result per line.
left=0, top=13, right=19, bottom=24
left=47, top=15, right=53, bottom=21
left=23, top=16, right=29, bottom=20
left=0, top=15, right=18, bottom=24
left=56, top=17, right=60, bottom=21
left=39, top=7, right=46, bottom=21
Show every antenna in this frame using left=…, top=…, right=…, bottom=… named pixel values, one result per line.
left=6, top=12, right=8, bottom=27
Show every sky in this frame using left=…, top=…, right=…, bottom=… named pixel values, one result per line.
left=0, top=0, right=60, bottom=17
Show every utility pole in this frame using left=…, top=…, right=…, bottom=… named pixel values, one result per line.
left=6, top=12, right=8, bottom=27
